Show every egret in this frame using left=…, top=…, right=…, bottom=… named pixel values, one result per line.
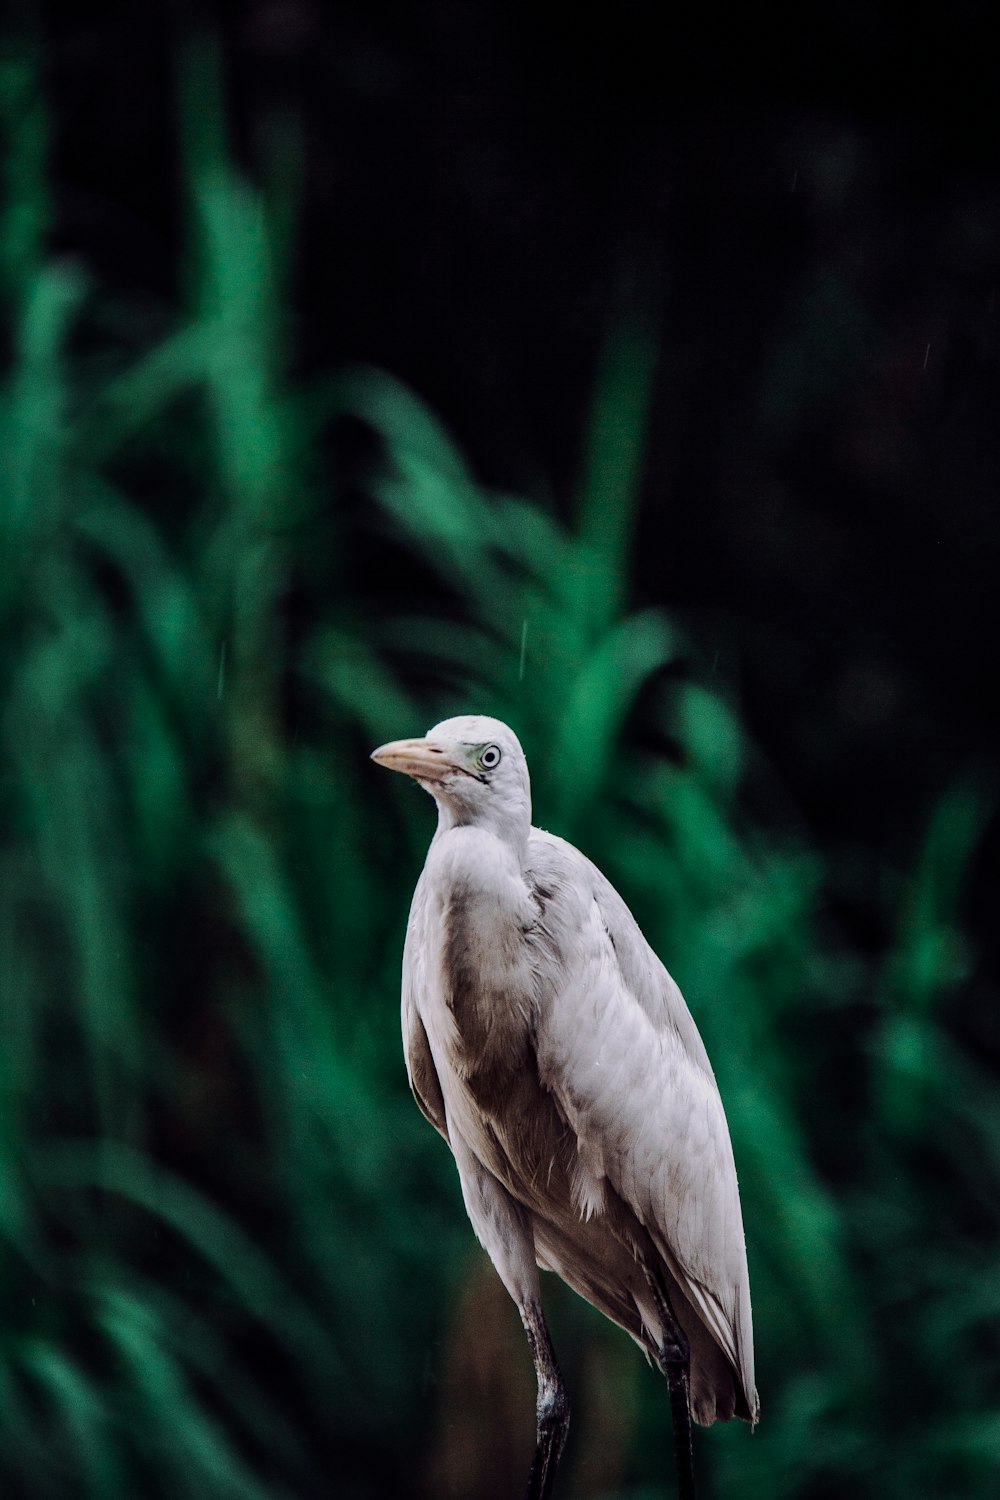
left=372, top=715, right=758, bottom=1499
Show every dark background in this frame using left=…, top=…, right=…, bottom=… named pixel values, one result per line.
left=42, top=0, right=1000, bottom=857
left=2, top=3, right=999, bottom=1498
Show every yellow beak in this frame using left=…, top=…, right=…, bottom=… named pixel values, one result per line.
left=370, top=737, right=461, bottom=783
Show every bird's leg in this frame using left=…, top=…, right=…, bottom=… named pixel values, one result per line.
left=451, top=1140, right=571, bottom=1500
left=646, top=1272, right=696, bottom=1500
left=520, top=1296, right=570, bottom=1500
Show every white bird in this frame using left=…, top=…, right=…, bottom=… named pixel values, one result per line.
left=372, top=715, right=758, bottom=1500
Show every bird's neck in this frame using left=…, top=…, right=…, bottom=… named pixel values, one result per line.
left=433, top=802, right=530, bottom=862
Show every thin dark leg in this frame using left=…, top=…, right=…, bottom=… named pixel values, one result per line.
left=646, top=1273, right=696, bottom=1500
left=520, top=1297, right=570, bottom=1500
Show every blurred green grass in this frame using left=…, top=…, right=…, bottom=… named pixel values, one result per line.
left=2, top=39, right=998, bottom=1500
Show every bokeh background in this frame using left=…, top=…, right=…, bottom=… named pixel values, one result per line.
left=2, top=4, right=999, bottom=1498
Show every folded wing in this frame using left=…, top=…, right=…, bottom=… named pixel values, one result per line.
left=526, top=829, right=757, bottom=1419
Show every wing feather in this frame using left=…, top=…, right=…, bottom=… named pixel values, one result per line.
left=526, top=828, right=756, bottom=1414
left=402, top=875, right=449, bottom=1141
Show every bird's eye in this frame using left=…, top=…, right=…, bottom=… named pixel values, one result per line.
left=479, top=744, right=502, bottom=770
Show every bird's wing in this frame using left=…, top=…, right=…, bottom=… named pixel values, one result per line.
left=526, top=827, right=755, bottom=1408
left=402, top=874, right=449, bottom=1141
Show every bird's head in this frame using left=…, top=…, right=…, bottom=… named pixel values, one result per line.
left=371, top=715, right=531, bottom=846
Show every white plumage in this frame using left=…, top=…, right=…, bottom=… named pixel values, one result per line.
left=372, top=714, right=757, bottom=1499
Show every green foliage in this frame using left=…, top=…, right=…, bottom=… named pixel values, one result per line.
left=1, top=39, right=996, bottom=1500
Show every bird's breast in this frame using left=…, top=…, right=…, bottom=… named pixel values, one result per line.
left=408, top=831, right=584, bottom=1213
left=437, top=870, right=537, bottom=1080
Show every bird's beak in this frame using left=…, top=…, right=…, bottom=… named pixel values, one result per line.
left=370, top=737, right=459, bottom=784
